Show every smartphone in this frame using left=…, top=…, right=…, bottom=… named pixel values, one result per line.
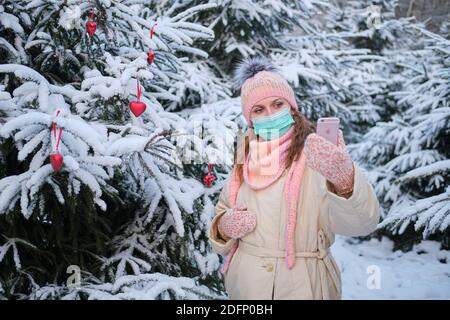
left=316, top=117, right=340, bottom=145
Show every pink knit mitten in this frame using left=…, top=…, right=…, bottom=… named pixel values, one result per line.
left=218, top=206, right=257, bottom=239
left=303, top=130, right=355, bottom=194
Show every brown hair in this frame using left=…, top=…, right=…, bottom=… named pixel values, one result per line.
left=233, top=107, right=316, bottom=184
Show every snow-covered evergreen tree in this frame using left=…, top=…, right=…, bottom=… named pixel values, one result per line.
left=186, top=0, right=331, bottom=73
left=343, top=0, right=450, bottom=249
left=0, top=0, right=226, bottom=299
left=351, top=28, right=450, bottom=249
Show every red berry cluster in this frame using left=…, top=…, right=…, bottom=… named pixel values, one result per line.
left=203, top=163, right=215, bottom=187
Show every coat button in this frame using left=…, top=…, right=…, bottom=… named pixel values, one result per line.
left=265, top=263, right=274, bottom=272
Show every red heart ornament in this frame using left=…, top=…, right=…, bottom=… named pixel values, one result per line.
left=86, top=21, right=97, bottom=36
left=50, top=153, right=64, bottom=172
left=203, top=173, right=215, bottom=187
left=129, top=101, right=146, bottom=117
left=147, top=49, right=155, bottom=64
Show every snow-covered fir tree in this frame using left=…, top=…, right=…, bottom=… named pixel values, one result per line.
left=0, top=0, right=226, bottom=299
left=340, top=0, right=450, bottom=249
left=351, top=27, right=450, bottom=249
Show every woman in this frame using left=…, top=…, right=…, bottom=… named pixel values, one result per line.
left=208, top=57, right=380, bottom=300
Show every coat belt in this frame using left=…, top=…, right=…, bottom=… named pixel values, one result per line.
left=238, top=239, right=329, bottom=259
left=236, top=229, right=342, bottom=299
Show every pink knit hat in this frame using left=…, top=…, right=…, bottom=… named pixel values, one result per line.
left=233, top=57, right=298, bottom=126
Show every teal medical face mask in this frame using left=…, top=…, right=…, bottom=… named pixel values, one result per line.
left=252, top=107, right=294, bottom=141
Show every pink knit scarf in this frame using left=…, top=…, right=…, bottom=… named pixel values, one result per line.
left=220, top=127, right=307, bottom=273
left=243, top=126, right=293, bottom=189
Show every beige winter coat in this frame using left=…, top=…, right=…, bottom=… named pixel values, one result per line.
left=208, top=159, right=380, bottom=300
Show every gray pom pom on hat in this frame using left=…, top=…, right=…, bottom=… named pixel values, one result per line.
left=232, top=56, right=279, bottom=91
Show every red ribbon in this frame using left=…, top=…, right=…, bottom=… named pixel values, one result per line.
left=207, top=163, right=213, bottom=174
left=88, top=0, right=94, bottom=20
left=150, top=23, right=157, bottom=39
left=136, top=77, right=141, bottom=101
left=52, top=110, right=63, bottom=152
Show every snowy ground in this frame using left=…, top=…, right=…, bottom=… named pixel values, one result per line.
left=332, top=236, right=450, bottom=299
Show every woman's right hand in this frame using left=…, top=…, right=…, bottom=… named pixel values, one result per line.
left=218, top=206, right=257, bottom=240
